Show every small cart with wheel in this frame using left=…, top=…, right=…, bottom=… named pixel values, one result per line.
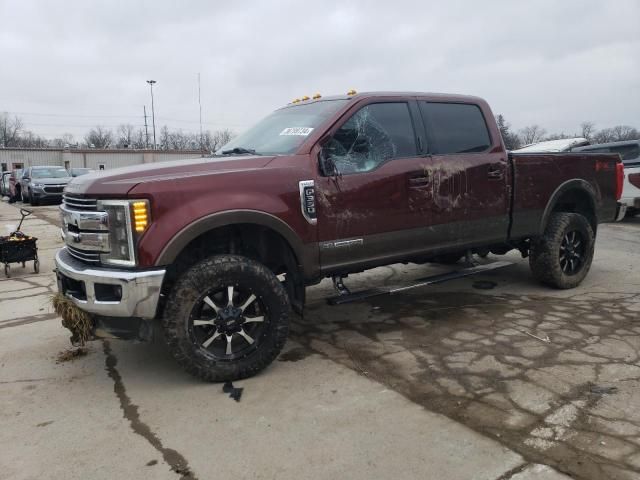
left=0, top=208, right=39, bottom=278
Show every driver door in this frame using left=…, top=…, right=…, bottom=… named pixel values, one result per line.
left=315, top=100, right=428, bottom=273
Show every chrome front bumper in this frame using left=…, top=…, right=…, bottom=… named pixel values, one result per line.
left=54, top=248, right=165, bottom=319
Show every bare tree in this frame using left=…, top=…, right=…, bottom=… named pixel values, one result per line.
left=17, top=130, right=48, bottom=148
left=208, top=129, right=235, bottom=152
left=518, top=125, right=547, bottom=146
left=84, top=126, right=113, bottom=148
left=593, top=128, right=616, bottom=144
left=50, top=133, right=76, bottom=148
left=611, top=125, right=639, bottom=142
left=580, top=121, right=596, bottom=140
left=116, top=124, right=136, bottom=148
left=167, top=130, right=192, bottom=150
left=159, top=125, right=171, bottom=150
left=495, top=114, right=520, bottom=150
left=0, top=113, right=24, bottom=147
left=544, top=132, right=571, bottom=141
left=131, top=128, right=147, bottom=149
left=62, top=133, right=75, bottom=146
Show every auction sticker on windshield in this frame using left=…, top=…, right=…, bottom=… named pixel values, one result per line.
left=279, top=127, right=314, bottom=136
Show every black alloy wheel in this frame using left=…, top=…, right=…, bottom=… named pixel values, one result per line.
left=559, top=230, right=585, bottom=275
left=189, top=284, right=269, bottom=360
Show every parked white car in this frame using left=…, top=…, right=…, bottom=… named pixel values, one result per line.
left=573, top=140, right=640, bottom=216
left=512, top=137, right=590, bottom=153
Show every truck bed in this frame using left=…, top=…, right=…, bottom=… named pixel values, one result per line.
left=509, top=152, right=620, bottom=240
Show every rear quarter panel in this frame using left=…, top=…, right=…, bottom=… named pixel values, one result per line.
left=510, top=153, right=619, bottom=238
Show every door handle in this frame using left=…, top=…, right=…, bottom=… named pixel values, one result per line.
left=487, top=164, right=504, bottom=180
left=408, top=175, right=429, bottom=187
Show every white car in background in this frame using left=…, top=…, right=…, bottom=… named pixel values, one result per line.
left=573, top=140, right=640, bottom=217
left=512, top=137, right=590, bottom=153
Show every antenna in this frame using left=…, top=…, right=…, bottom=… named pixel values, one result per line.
left=198, top=73, right=203, bottom=151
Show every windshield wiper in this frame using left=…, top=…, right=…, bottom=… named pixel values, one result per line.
left=221, top=147, right=258, bottom=155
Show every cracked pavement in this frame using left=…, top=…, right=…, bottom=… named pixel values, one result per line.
left=1, top=200, right=638, bottom=479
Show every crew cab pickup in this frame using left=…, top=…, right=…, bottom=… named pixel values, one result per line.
left=55, top=91, right=625, bottom=381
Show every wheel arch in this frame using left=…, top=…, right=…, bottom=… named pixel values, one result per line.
left=156, top=210, right=306, bottom=268
left=540, top=179, right=598, bottom=234
left=156, top=210, right=311, bottom=314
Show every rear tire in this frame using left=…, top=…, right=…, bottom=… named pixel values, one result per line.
left=163, top=254, right=290, bottom=382
left=529, top=212, right=595, bottom=289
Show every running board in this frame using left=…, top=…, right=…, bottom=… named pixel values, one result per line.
left=326, top=260, right=513, bottom=305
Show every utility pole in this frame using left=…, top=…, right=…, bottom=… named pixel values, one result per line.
left=198, top=73, right=203, bottom=151
left=143, top=105, right=149, bottom=148
left=146, top=80, right=157, bottom=149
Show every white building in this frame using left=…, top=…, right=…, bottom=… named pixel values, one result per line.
left=0, top=147, right=205, bottom=172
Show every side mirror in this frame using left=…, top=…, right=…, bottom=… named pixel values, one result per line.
left=318, top=147, right=338, bottom=177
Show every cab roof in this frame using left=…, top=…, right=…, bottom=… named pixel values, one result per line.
left=280, top=91, right=486, bottom=108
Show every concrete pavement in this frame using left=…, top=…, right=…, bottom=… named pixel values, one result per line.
left=3, top=198, right=636, bottom=479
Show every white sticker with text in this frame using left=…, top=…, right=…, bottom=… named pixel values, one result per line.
left=279, top=127, right=314, bottom=136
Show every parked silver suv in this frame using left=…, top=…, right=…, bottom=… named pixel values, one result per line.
left=20, top=166, right=71, bottom=206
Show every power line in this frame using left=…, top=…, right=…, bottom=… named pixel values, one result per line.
left=2, top=110, right=248, bottom=128
left=5, top=111, right=141, bottom=119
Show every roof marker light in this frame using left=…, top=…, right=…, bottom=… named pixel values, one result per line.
left=347, top=89, right=357, bottom=96
left=312, top=93, right=321, bottom=99
left=301, top=95, right=310, bottom=101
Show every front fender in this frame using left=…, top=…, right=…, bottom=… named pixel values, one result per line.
left=155, top=209, right=312, bottom=271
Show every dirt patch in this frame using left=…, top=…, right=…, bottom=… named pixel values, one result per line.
left=56, top=347, right=88, bottom=363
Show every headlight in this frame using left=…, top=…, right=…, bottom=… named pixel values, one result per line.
left=32, top=183, right=44, bottom=188
left=97, top=199, right=151, bottom=267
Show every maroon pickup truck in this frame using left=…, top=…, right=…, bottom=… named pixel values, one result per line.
left=56, top=91, right=625, bottom=381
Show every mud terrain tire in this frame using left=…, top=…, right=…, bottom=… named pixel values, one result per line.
left=529, top=212, right=595, bottom=289
left=163, top=255, right=290, bottom=382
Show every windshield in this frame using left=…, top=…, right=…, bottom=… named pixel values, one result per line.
left=32, top=168, right=70, bottom=178
left=219, top=99, right=349, bottom=155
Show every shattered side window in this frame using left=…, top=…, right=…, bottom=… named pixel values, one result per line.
left=325, top=103, right=417, bottom=174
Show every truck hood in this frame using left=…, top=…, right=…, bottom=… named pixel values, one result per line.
left=64, top=155, right=275, bottom=196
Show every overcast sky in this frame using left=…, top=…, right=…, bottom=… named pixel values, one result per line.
left=1, top=0, right=638, bottom=140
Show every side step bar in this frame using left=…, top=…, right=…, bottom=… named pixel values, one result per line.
left=326, top=260, right=513, bottom=305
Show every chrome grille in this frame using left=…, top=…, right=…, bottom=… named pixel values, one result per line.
left=67, top=246, right=101, bottom=263
left=62, top=194, right=98, bottom=211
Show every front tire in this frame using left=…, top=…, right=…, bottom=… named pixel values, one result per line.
left=529, top=212, right=595, bottom=289
left=29, top=190, right=38, bottom=206
left=163, top=254, right=290, bottom=382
